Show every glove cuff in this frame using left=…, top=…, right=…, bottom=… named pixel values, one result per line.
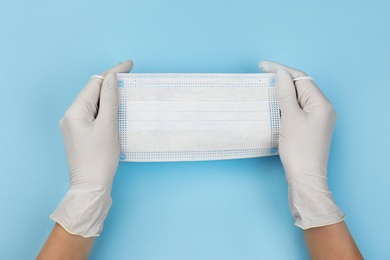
left=288, top=178, right=345, bottom=229
left=50, top=189, right=112, bottom=237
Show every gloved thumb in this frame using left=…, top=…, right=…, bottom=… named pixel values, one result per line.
left=97, top=72, right=119, bottom=121
left=276, top=69, right=301, bottom=117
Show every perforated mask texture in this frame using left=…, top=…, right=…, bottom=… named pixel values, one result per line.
left=117, top=73, right=279, bottom=162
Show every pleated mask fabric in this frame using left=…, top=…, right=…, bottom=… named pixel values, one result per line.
left=117, top=73, right=279, bottom=162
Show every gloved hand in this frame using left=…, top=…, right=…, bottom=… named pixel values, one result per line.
left=50, top=60, right=133, bottom=237
left=260, top=61, right=345, bottom=229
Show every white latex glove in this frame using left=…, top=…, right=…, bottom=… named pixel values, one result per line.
left=50, top=60, right=133, bottom=237
left=260, top=61, right=345, bottom=229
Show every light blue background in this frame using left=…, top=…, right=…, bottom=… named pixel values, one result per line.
left=1, top=0, right=389, bottom=259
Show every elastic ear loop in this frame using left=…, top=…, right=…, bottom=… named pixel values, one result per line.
left=293, top=76, right=313, bottom=82
left=90, top=75, right=105, bottom=80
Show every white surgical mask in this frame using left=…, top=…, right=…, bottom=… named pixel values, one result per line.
left=117, top=73, right=279, bottom=162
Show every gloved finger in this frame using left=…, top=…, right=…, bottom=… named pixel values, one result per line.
left=65, top=60, right=133, bottom=120
left=259, top=60, right=307, bottom=78
left=96, top=72, right=120, bottom=123
left=276, top=69, right=301, bottom=117
left=96, top=60, right=133, bottom=122
left=79, top=59, right=133, bottom=106
left=296, top=79, right=332, bottom=113
left=99, top=59, right=133, bottom=77
left=259, top=60, right=329, bottom=112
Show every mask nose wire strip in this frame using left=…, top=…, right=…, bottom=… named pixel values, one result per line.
left=293, top=76, right=314, bottom=82
left=90, top=75, right=105, bottom=80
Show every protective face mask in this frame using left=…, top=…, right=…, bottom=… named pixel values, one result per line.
left=117, top=73, right=280, bottom=162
